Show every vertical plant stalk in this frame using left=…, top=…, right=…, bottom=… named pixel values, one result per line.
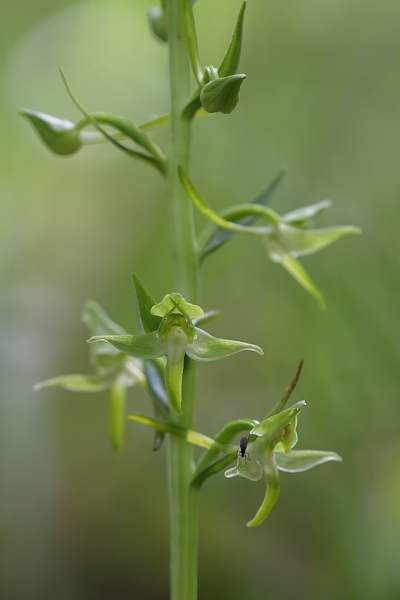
left=166, top=1, right=200, bottom=599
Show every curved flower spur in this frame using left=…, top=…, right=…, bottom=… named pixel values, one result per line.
left=88, top=274, right=263, bottom=413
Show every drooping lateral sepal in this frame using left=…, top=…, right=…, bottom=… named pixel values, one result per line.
left=19, top=108, right=83, bottom=155
left=33, top=372, right=117, bottom=393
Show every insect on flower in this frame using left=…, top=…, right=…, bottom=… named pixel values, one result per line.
left=238, top=436, right=250, bottom=463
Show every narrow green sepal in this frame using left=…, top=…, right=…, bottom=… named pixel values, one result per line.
left=275, top=450, right=342, bottom=472
left=186, top=327, right=263, bottom=361
left=88, top=332, right=167, bottom=359
left=131, top=274, right=162, bottom=333
left=200, top=74, right=246, bottom=114
left=219, top=2, right=247, bottom=77
left=246, top=456, right=280, bottom=527
left=266, top=360, right=304, bottom=417
left=184, top=0, right=203, bottom=84
left=109, top=381, right=126, bottom=454
left=19, top=108, right=82, bottom=155
left=148, top=6, right=168, bottom=42
left=33, top=372, right=116, bottom=393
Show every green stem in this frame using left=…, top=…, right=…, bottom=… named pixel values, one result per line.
left=166, top=1, right=200, bottom=599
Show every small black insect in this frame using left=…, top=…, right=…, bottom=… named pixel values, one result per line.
left=238, top=436, right=250, bottom=463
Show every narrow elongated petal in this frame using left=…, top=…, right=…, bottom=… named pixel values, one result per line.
left=186, top=327, right=263, bottom=361
left=166, top=329, right=188, bottom=413
left=278, top=223, right=361, bottom=257
left=247, top=456, right=280, bottom=527
left=250, top=401, right=305, bottom=453
left=33, top=372, right=116, bottom=393
left=108, top=381, right=126, bottom=454
left=275, top=450, right=342, bottom=472
left=282, top=200, right=332, bottom=226
left=88, top=332, right=167, bottom=359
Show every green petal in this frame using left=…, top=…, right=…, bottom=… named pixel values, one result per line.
left=250, top=401, right=305, bottom=453
left=108, top=381, right=126, bottom=454
left=33, top=372, right=116, bottom=393
left=195, top=418, right=259, bottom=477
left=131, top=274, right=162, bottom=333
left=186, top=327, right=263, bottom=361
left=200, top=74, right=246, bottom=114
left=166, top=329, right=187, bottom=413
left=88, top=332, right=167, bottom=359
left=278, top=223, right=361, bottom=257
left=247, top=456, right=280, bottom=527
left=18, top=108, right=82, bottom=155
left=151, top=293, right=204, bottom=319
left=282, top=200, right=332, bottom=226
left=219, top=2, right=247, bottom=77
left=275, top=450, right=342, bottom=472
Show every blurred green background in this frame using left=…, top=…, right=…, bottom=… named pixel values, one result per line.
left=1, top=0, right=400, bottom=598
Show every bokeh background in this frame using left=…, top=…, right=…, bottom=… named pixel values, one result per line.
left=1, top=0, right=400, bottom=598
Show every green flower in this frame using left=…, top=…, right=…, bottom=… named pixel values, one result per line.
left=34, top=301, right=149, bottom=453
left=225, top=400, right=342, bottom=526
left=88, top=276, right=263, bottom=413
left=179, top=167, right=361, bottom=309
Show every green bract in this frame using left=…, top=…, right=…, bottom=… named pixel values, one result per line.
left=179, top=167, right=361, bottom=309
left=88, top=276, right=263, bottom=413
left=34, top=301, right=148, bottom=453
